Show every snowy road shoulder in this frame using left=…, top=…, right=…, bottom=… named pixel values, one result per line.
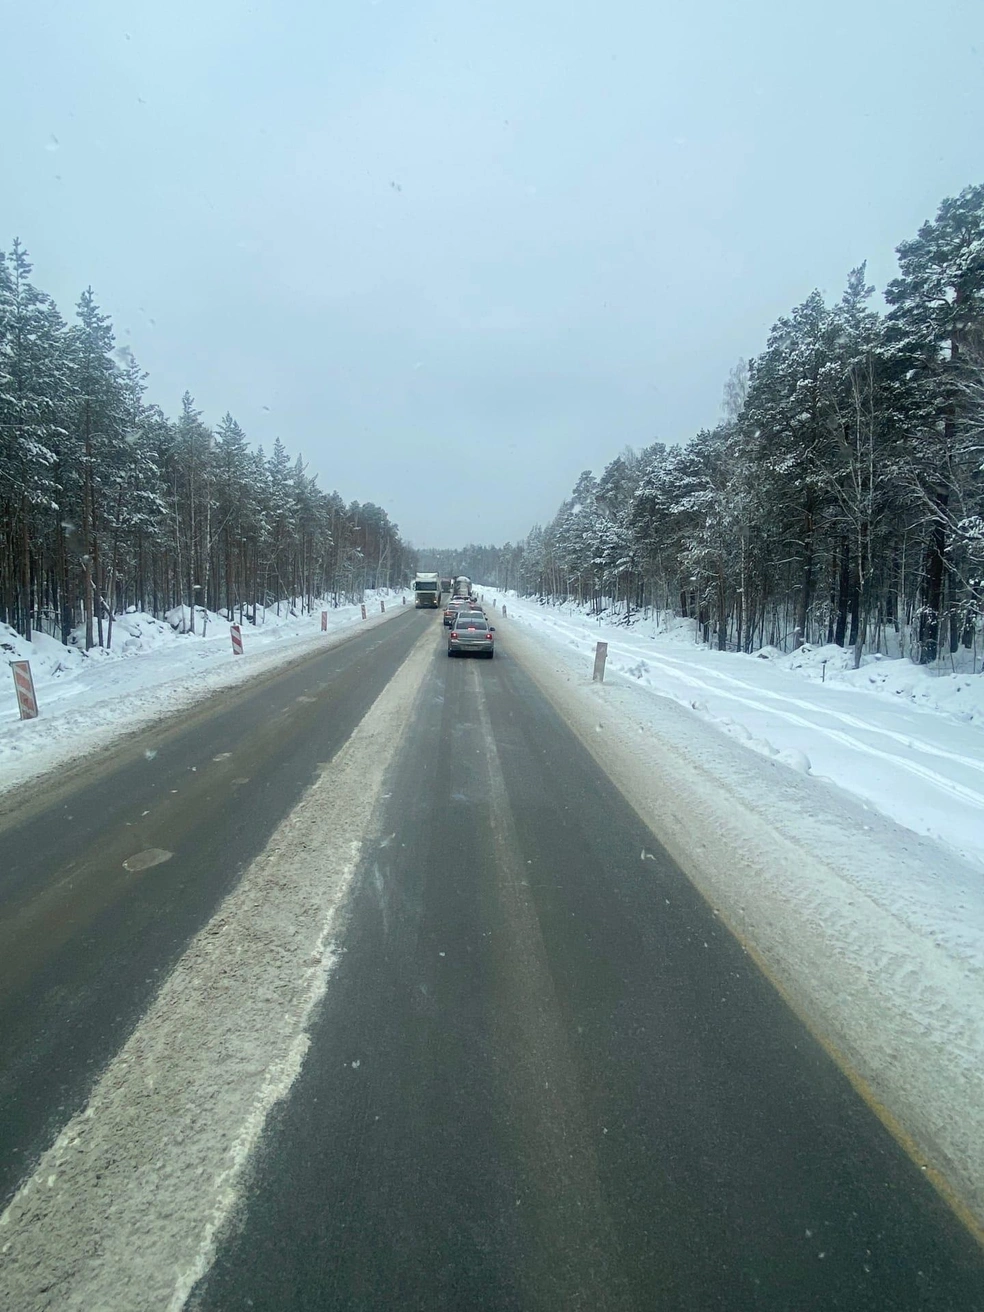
left=500, top=595, right=984, bottom=873
left=0, top=621, right=434, bottom=1312
left=499, top=605, right=984, bottom=1236
left=0, top=594, right=409, bottom=798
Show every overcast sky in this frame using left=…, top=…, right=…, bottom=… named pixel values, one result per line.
left=4, top=0, right=983, bottom=546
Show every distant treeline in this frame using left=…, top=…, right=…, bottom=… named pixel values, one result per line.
left=0, top=241, right=416, bottom=647
left=415, top=547, right=508, bottom=585
left=442, top=184, right=984, bottom=667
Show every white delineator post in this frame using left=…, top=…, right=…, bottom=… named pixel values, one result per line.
left=360, top=604, right=367, bottom=620
left=502, top=604, right=507, bottom=618
left=592, top=641, right=608, bottom=683
left=380, top=600, right=385, bottom=613
left=321, top=611, right=328, bottom=632
left=230, top=624, right=244, bottom=656
left=10, top=660, right=39, bottom=720
left=402, top=595, right=406, bottom=605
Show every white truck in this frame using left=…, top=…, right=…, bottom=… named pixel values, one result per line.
left=414, top=572, right=442, bottom=609
left=452, top=575, right=472, bottom=600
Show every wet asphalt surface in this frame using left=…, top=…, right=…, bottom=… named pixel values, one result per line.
left=1, top=610, right=982, bottom=1309
left=188, top=627, right=984, bottom=1311
left=0, top=607, right=428, bottom=1206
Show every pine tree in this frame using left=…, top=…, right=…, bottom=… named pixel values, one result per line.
left=172, top=393, right=215, bottom=632
left=0, top=241, right=66, bottom=640
left=885, top=183, right=984, bottom=661
left=741, top=291, right=842, bottom=646
left=68, top=287, right=123, bottom=648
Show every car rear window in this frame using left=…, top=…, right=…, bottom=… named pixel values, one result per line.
left=455, top=615, right=487, bottom=627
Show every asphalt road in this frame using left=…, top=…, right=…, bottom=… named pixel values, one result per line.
left=191, top=627, right=982, bottom=1312
left=0, top=605, right=428, bottom=1207
left=2, top=611, right=983, bottom=1310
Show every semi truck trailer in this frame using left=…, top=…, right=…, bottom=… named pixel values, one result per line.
left=414, top=572, right=442, bottom=608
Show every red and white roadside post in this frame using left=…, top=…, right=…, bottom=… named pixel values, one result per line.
left=230, top=623, right=244, bottom=656
left=592, top=641, right=608, bottom=683
left=9, top=660, right=39, bottom=720
left=361, top=603, right=367, bottom=620
left=321, top=611, right=328, bottom=632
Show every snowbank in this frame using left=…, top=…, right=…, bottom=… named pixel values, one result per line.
left=0, top=591, right=410, bottom=796
left=489, top=589, right=984, bottom=1228
left=494, top=595, right=984, bottom=872
left=523, top=596, right=984, bottom=725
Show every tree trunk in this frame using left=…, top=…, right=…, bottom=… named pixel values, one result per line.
left=918, top=493, right=947, bottom=664
left=834, top=538, right=850, bottom=646
left=794, top=499, right=816, bottom=649
left=717, top=568, right=727, bottom=650
left=57, top=518, right=73, bottom=643
left=82, top=403, right=95, bottom=649
left=20, top=499, right=32, bottom=643
left=848, top=561, right=861, bottom=648
left=93, top=527, right=104, bottom=648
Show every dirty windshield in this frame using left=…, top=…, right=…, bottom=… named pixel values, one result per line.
left=1, top=2, right=984, bottom=1310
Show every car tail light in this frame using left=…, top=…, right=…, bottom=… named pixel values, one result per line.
left=486, top=633, right=493, bottom=639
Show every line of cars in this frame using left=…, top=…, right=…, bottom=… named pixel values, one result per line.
left=443, top=594, right=496, bottom=658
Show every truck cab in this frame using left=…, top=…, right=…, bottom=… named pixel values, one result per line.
left=414, top=573, right=442, bottom=608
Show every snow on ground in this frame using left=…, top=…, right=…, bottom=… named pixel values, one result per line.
left=0, top=592, right=409, bottom=796
left=498, top=595, right=984, bottom=873
left=490, top=589, right=984, bottom=1226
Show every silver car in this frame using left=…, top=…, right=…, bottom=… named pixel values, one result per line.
left=447, top=611, right=495, bottom=658
left=443, top=598, right=470, bottom=627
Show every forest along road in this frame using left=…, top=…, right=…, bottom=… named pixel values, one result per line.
left=1, top=616, right=983, bottom=1311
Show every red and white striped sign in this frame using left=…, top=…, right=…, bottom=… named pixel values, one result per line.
left=321, top=611, right=328, bottom=632
left=360, top=604, right=367, bottom=620
left=230, top=623, right=244, bottom=656
left=10, top=660, right=39, bottom=720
